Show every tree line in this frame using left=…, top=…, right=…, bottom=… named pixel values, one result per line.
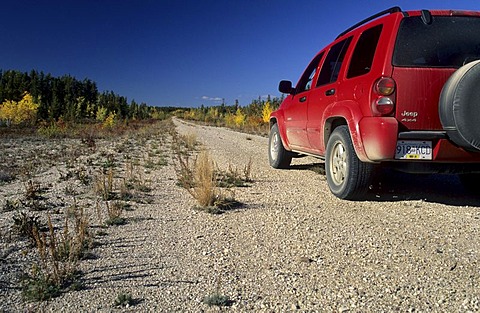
left=0, top=69, right=159, bottom=122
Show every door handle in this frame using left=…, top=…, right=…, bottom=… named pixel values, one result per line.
left=325, top=89, right=335, bottom=96
left=299, top=96, right=307, bottom=102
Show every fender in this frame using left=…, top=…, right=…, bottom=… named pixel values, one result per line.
left=323, top=100, right=398, bottom=162
left=322, top=100, right=369, bottom=162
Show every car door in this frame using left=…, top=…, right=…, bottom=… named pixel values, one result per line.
left=307, top=37, right=353, bottom=153
left=283, top=54, right=323, bottom=150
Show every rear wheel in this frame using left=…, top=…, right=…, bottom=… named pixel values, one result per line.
left=268, top=123, right=292, bottom=169
left=325, top=126, right=374, bottom=200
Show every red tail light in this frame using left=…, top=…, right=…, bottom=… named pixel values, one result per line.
left=372, top=77, right=396, bottom=116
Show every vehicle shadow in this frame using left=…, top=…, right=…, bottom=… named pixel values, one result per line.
left=291, top=162, right=480, bottom=206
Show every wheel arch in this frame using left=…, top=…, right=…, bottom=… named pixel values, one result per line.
left=323, top=101, right=370, bottom=162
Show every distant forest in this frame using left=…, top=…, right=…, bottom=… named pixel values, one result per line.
left=0, top=69, right=169, bottom=122
left=0, top=69, right=285, bottom=131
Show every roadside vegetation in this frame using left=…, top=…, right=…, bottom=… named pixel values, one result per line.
left=0, top=116, right=174, bottom=304
left=173, top=96, right=283, bottom=135
left=172, top=130, right=252, bottom=214
left=0, top=68, right=261, bottom=308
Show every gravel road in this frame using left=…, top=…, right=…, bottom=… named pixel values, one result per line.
left=2, top=118, right=479, bottom=312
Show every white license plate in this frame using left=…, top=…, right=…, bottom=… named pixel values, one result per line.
left=395, top=140, right=432, bottom=160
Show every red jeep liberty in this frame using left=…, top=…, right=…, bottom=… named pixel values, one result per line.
left=268, top=7, right=480, bottom=200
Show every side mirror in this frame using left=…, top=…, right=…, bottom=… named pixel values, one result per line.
left=278, top=80, right=295, bottom=94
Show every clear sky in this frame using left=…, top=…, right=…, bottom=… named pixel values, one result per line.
left=2, top=0, right=480, bottom=108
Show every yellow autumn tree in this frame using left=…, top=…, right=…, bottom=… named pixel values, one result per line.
left=262, top=101, right=273, bottom=123
left=103, top=112, right=117, bottom=128
left=234, top=108, right=245, bottom=127
left=0, top=93, right=39, bottom=126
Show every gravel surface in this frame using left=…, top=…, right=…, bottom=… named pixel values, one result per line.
left=1, top=118, right=479, bottom=312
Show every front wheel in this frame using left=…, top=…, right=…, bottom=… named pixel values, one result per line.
left=268, top=123, right=292, bottom=169
left=325, top=126, right=374, bottom=200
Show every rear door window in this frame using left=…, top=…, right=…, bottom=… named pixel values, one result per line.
left=393, top=16, right=480, bottom=68
left=347, top=24, right=383, bottom=78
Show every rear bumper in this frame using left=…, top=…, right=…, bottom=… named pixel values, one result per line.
left=358, top=118, right=480, bottom=164
left=359, top=117, right=398, bottom=161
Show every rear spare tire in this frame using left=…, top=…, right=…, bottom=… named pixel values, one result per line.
left=439, top=60, right=480, bottom=151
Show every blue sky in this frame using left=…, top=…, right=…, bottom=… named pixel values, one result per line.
left=2, top=0, right=480, bottom=107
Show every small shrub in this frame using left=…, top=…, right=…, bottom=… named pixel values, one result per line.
left=37, top=121, right=66, bottom=138
left=114, top=292, right=134, bottom=307
left=22, top=267, right=61, bottom=301
left=105, top=201, right=126, bottom=226
left=203, top=293, right=233, bottom=307
left=24, top=180, right=42, bottom=200
left=95, top=169, right=115, bottom=200
left=174, top=152, right=195, bottom=189
left=22, top=213, right=88, bottom=301
left=12, top=211, right=42, bottom=243
left=192, top=151, right=216, bottom=207
left=3, top=199, right=19, bottom=212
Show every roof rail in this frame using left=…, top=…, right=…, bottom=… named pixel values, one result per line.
left=336, top=6, right=402, bottom=39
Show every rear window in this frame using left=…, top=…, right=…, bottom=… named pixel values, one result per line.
left=393, top=16, right=480, bottom=68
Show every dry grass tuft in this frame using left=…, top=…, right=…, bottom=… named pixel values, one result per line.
left=192, top=151, right=217, bottom=207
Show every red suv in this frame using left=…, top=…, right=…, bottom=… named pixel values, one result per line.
left=268, top=7, right=480, bottom=200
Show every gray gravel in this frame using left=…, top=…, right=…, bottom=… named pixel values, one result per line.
left=1, top=118, right=479, bottom=312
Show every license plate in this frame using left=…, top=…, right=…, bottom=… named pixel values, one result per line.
left=395, top=140, right=432, bottom=160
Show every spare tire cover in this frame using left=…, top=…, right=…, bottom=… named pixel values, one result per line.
left=439, top=60, right=480, bottom=151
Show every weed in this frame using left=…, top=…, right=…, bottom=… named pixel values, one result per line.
left=102, top=154, right=116, bottom=169
left=12, top=211, right=43, bottom=243
left=105, top=201, right=127, bottom=226
left=37, top=121, right=66, bottom=138
left=58, top=204, right=92, bottom=261
left=192, top=151, right=216, bottom=207
left=114, top=292, right=134, bottom=307
left=180, top=133, right=197, bottom=151
left=243, top=157, right=253, bottom=183
left=95, top=169, right=115, bottom=200
left=3, top=199, right=19, bottom=212
left=22, top=267, right=61, bottom=301
left=75, top=166, right=90, bottom=185
left=24, top=180, right=42, bottom=200
left=203, top=293, right=233, bottom=307
left=23, top=213, right=87, bottom=301
left=216, top=158, right=253, bottom=188
left=202, top=276, right=234, bottom=307
left=174, top=152, right=195, bottom=189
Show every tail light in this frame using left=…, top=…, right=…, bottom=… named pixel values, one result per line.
left=372, top=77, right=395, bottom=116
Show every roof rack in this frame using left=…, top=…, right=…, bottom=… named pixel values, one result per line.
left=336, top=6, right=402, bottom=39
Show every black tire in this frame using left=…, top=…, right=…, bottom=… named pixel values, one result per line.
left=325, top=126, right=374, bottom=200
left=439, top=60, right=480, bottom=151
left=268, top=123, right=292, bottom=169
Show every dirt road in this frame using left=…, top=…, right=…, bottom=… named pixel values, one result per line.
left=2, top=118, right=479, bottom=312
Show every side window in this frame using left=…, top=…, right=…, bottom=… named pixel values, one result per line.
left=296, top=52, right=324, bottom=93
left=317, top=37, right=352, bottom=87
left=347, top=24, right=383, bottom=78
